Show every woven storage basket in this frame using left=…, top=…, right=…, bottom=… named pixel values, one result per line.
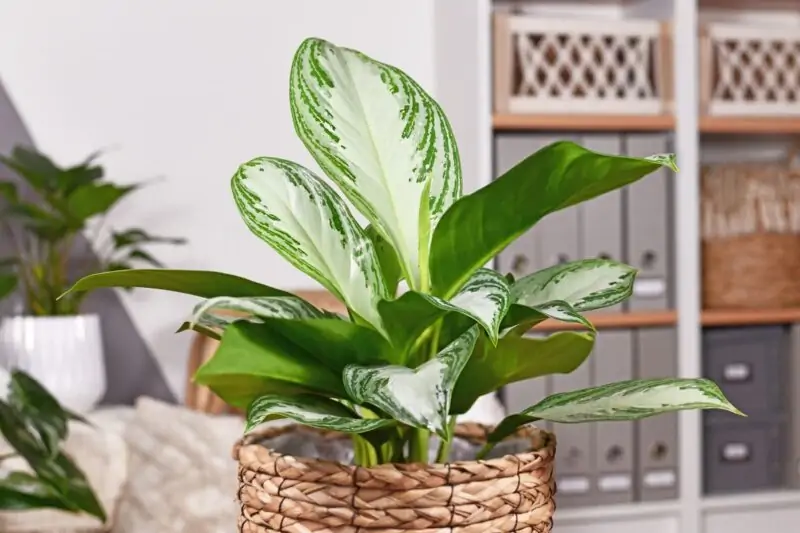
left=701, top=153, right=800, bottom=309
left=234, top=423, right=556, bottom=532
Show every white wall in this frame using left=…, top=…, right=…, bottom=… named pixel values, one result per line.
left=0, top=0, right=437, bottom=397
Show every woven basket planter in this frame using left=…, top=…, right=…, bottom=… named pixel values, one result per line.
left=701, top=155, right=800, bottom=309
left=233, top=423, right=556, bottom=532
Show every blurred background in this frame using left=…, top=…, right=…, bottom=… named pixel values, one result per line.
left=0, top=1, right=798, bottom=532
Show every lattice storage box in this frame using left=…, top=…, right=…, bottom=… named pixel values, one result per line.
left=493, top=13, right=672, bottom=115
left=700, top=22, right=800, bottom=117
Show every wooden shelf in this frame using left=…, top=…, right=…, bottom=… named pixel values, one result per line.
left=699, top=116, right=800, bottom=135
left=493, top=114, right=675, bottom=132
left=492, top=114, right=800, bottom=135
left=534, top=311, right=678, bottom=331
left=534, top=308, right=800, bottom=332
left=291, top=290, right=800, bottom=330
left=702, top=308, right=800, bottom=327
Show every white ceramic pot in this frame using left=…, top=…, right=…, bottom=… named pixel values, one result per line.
left=0, top=314, right=106, bottom=413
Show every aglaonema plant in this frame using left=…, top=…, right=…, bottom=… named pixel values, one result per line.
left=62, top=37, right=742, bottom=466
left=0, top=370, right=105, bottom=521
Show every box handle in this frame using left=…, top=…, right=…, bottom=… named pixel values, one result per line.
left=723, top=362, right=752, bottom=382
left=721, top=442, right=751, bottom=463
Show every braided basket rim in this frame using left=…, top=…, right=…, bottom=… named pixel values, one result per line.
left=233, top=421, right=555, bottom=472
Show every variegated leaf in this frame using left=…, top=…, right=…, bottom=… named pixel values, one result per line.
left=379, top=268, right=510, bottom=357
left=180, top=295, right=335, bottom=340
left=448, top=268, right=511, bottom=341
left=646, top=154, right=680, bottom=171
left=290, top=37, right=462, bottom=290
left=343, top=327, right=479, bottom=437
left=482, top=378, right=742, bottom=454
left=500, top=300, right=594, bottom=339
left=245, top=394, right=395, bottom=434
left=231, top=157, right=387, bottom=331
left=511, top=259, right=636, bottom=312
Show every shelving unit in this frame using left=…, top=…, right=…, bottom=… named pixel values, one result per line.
left=428, top=1, right=800, bottom=533
left=285, top=3, right=800, bottom=532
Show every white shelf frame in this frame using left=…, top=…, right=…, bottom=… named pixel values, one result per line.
left=431, top=1, right=800, bottom=532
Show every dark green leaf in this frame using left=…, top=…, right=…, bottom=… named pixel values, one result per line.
left=343, top=327, right=479, bottom=438
left=111, top=228, right=186, bottom=249
left=0, top=472, right=76, bottom=512
left=62, top=269, right=293, bottom=300
left=245, top=394, right=395, bottom=434
left=0, top=147, right=61, bottom=192
left=4, top=202, right=70, bottom=241
left=193, top=321, right=346, bottom=410
left=8, top=370, right=70, bottom=457
left=37, top=451, right=106, bottom=522
left=66, top=183, right=136, bottom=221
left=179, top=295, right=394, bottom=370
left=262, top=317, right=398, bottom=371
left=125, top=249, right=164, bottom=268
left=429, top=141, right=676, bottom=297
left=106, top=262, right=133, bottom=272
left=365, top=224, right=402, bottom=296
left=0, top=273, right=17, bottom=300
left=0, top=181, right=18, bottom=203
left=451, top=331, right=595, bottom=415
left=0, top=401, right=49, bottom=466
left=62, top=160, right=104, bottom=195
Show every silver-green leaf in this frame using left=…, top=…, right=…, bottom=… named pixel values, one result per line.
left=182, top=295, right=335, bottom=339
left=343, top=327, right=479, bottom=437
left=231, top=157, right=387, bottom=331
left=290, top=37, right=462, bottom=290
left=448, top=268, right=511, bottom=342
left=245, top=394, right=395, bottom=434
left=481, top=378, right=743, bottom=455
left=510, top=259, right=636, bottom=312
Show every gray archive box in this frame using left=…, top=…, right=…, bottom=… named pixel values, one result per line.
left=702, top=326, right=788, bottom=423
left=703, top=420, right=786, bottom=494
left=786, top=324, right=800, bottom=489
left=494, top=134, right=575, bottom=277
left=549, top=349, right=594, bottom=507
left=502, top=333, right=551, bottom=433
left=579, top=134, right=624, bottom=312
left=623, top=134, right=673, bottom=311
left=592, top=330, right=635, bottom=504
left=635, top=328, right=679, bottom=501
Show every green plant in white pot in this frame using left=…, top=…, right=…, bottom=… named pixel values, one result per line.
left=0, top=148, right=185, bottom=413
left=64, top=38, right=741, bottom=531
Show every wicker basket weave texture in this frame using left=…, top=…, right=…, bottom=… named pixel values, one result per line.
left=701, top=155, right=800, bottom=310
left=234, top=424, right=556, bottom=532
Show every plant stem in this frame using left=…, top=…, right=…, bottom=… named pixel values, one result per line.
left=435, top=417, right=457, bottom=463
left=352, top=435, right=379, bottom=467
left=475, top=443, right=492, bottom=461
left=408, top=428, right=430, bottom=463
